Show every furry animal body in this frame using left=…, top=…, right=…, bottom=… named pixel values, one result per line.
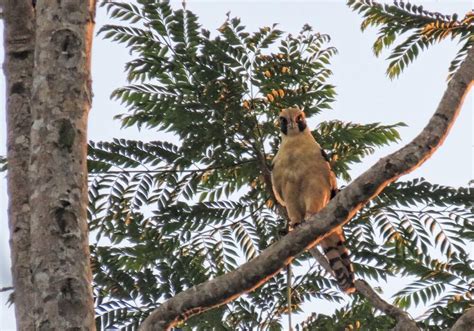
left=272, top=106, right=356, bottom=293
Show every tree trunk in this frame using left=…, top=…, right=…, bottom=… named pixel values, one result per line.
left=28, top=0, right=96, bottom=329
left=3, top=1, right=35, bottom=329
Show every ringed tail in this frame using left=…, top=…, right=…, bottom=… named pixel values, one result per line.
left=321, top=234, right=356, bottom=294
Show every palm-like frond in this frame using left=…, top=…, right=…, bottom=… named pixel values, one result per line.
left=347, top=0, right=473, bottom=79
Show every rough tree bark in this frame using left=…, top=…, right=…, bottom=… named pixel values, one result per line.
left=355, top=280, right=419, bottom=331
left=3, top=1, right=35, bottom=329
left=450, top=307, right=474, bottom=331
left=140, top=47, right=474, bottom=330
left=27, top=0, right=97, bottom=329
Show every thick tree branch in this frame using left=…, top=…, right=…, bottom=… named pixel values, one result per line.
left=450, top=307, right=474, bottom=331
left=140, top=47, right=474, bottom=330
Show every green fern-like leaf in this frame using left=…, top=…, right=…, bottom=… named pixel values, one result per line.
left=347, top=0, right=474, bottom=78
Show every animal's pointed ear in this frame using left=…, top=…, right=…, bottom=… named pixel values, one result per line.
left=300, top=106, right=305, bottom=113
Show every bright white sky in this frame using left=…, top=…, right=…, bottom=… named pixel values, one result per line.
left=0, top=1, right=472, bottom=330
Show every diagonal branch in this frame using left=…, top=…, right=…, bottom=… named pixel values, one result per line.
left=450, top=307, right=474, bottom=331
left=355, top=280, right=419, bottom=331
left=140, top=46, right=474, bottom=331
left=309, top=247, right=419, bottom=330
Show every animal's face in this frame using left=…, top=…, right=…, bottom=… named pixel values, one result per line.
left=278, top=107, right=307, bottom=136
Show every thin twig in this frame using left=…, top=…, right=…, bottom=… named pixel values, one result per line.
left=0, top=286, right=14, bottom=292
left=88, top=159, right=257, bottom=175
left=309, top=247, right=334, bottom=277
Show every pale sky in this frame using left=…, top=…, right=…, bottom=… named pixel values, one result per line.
left=0, top=1, right=472, bottom=330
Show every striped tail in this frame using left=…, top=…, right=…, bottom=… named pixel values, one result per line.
left=321, top=231, right=356, bottom=294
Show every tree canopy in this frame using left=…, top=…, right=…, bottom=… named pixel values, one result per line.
left=86, top=1, right=474, bottom=330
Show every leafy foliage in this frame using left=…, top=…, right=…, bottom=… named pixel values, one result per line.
left=347, top=0, right=474, bottom=79
left=314, top=121, right=405, bottom=181
left=348, top=179, right=474, bottom=329
left=88, top=1, right=474, bottom=330
left=296, top=297, right=396, bottom=330
left=0, top=156, right=6, bottom=172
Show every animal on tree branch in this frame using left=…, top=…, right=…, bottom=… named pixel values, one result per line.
left=272, top=106, right=355, bottom=294
left=139, top=45, right=474, bottom=331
